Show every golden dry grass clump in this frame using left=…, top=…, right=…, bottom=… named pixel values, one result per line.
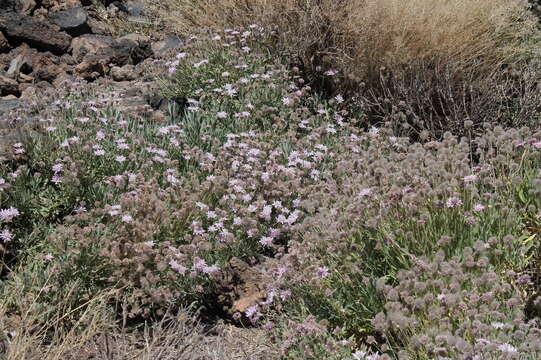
left=151, top=0, right=539, bottom=83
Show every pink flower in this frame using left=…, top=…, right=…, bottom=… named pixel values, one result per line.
left=108, top=205, right=121, bottom=216
left=166, top=174, right=179, bottom=184
left=359, top=188, right=371, bottom=197
left=0, top=228, right=13, bottom=243
left=51, top=174, right=63, bottom=184
left=192, top=257, right=207, bottom=272
left=121, top=214, right=133, bottom=223
left=245, top=305, right=261, bottom=322
left=217, top=111, right=227, bottom=119
left=115, top=155, right=126, bottom=163
left=259, top=236, right=274, bottom=246
left=463, top=174, right=477, bottom=182
left=169, top=259, right=187, bottom=274
left=0, top=207, right=20, bottom=222
left=316, top=266, right=330, bottom=278
left=203, top=264, right=220, bottom=274
left=280, top=290, right=291, bottom=301
left=446, top=197, right=463, bottom=208
left=52, top=163, right=63, bottom=173
left=260, top=205, right=272, bottom=219
left=474, top=204, right=485, bottom=212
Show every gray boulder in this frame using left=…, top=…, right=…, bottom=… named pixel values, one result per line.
left=48, top=7, right=90, bottom=37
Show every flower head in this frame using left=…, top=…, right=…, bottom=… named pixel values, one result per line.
left=316, top=266, right=330, bottom=278
left=446, top=197, right=463, bottom=208
left=0, top=228, right=13, bottom=243
left=0, top=207, right=20, bottom=222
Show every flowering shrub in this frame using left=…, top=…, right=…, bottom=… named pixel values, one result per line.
left=0, top=23, right=539, bottom=360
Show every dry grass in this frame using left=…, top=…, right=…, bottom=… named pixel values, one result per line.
left=0, top=271, right=277, bottom=360
left=151, top=0, right=539, bottom=84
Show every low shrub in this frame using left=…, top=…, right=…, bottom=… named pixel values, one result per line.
left=373, top=245, right=541, bottom=359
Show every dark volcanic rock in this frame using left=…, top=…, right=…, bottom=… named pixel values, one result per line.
left=0, top=75, right=19, bottom=97
left=0, top=0, right=18, bottom=12
left=48, top=7, right=90, bottom=36
left=0, top=31, right=10, bottom=53
left=0, top=13, right=72, bottom=55
left=113, top=34, right=153, bottom=64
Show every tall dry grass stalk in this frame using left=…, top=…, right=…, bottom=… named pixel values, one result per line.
left=152, top=0, right=539, bottom=83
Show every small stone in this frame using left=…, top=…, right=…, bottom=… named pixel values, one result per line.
left=149, top=110, right=167, bottom=123
left=118, top=33, right=150, bottom=46
left=110, top=64, right=137, bottom=81
left=18, top=73, right=33, bottom=83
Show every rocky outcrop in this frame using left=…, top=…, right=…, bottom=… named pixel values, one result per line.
left=0, top=12, right=72, bottom=54
left=75, top=34, right=152, bottom=80
left=0, top=0, right=189, bottom=160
